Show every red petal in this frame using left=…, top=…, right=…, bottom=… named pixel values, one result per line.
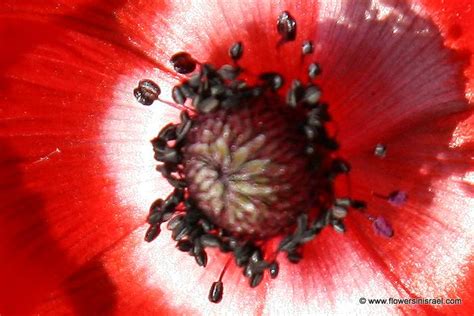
left=0, top=1, right=173, bottom=314
left=421, top=0, right=474, bottom=98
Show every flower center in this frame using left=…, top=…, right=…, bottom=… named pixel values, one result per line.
left=184, top=100, right=314, bottom=238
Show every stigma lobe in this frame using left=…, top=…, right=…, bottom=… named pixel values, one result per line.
left=183, top=104, right=313, bottom=238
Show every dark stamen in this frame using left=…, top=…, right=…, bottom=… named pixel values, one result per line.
left=177, top=240, right=193, bottom=252
left=195, top=248, right=208, bottom=267
left=134, top=79, right=161, bottom=106
left=351, top=200, right=367, bottom=209
left=374, top=143, right=387, bottom=157
left=147, top=199, right=164, bottom=225
left=331, top=205, right=348, bottom=219
left=331, top=219, right=346, bottom=233
left=172, top=86, right=186, bottom=105
left=335, top=198, right=352, bottom=208
left=167, top=214, right=184, bottom=230
left=303, top=84, right=321, bottom=105
left=200, top=234, right=222, bottom=248
left=250, top=273, right=264, bottom=287
left=144, top=225, right=161, bottom=242
left=170, top=52, right=197, bottom=74
left=308, top=62, right=322, bottom=79
left=269, top=261, right=279, bottom=278
left=218, top=64, right=241, bottom=80
left=331, top=159, right=351, bottom=174
left=209, top=258, right=231, bottom=303
left=259, top=72, right=284, bottom=91
left=196, top=96, right=220, bottom=114
left=208, top=281, right=224, bottom=303
left=229, top=42, right=243, bottom=61
left=277, top=11, right=297, bottom=42
left=176, top=111, right=192, bottom=143
left=286, top=79, right=304, bottom=107
left=287, top=250, right=302, bottom=263
left=302, top=40, right=314, bottom=55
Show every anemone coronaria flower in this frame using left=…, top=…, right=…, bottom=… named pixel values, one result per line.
left=1, top=0, right=473, bottom=315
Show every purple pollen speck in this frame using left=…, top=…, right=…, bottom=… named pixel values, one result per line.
left=373, top=216, right=394, bottom=238
left=388, top=190, right=408, bottom=206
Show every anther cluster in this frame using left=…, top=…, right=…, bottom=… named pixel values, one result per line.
left=136, top=11, right=368, bottom=304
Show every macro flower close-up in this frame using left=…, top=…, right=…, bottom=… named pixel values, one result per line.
left=1, top=0, right=473, bottom=315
